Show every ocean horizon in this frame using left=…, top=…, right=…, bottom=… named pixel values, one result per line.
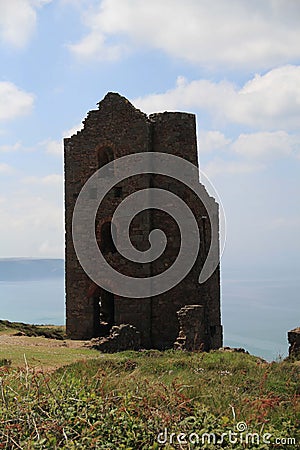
left=0, top=259, right=298, bottom=362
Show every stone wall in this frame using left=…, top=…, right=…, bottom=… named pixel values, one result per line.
left=90, top=324, right=141, bottom=353
left=174, top=305, right=208, bottom=351
left=64, top=92, right=222, bottom=350
left=288, top=327, right=300, bottom=358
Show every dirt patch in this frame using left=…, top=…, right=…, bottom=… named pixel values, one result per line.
left=0, top=334, right=89, bottom=348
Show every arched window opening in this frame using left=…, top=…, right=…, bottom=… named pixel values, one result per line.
left=100, top=221, right=117, bottom=254
left=97, top=146, right=114, bottom=176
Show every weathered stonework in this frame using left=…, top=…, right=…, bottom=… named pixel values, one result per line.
left=64, top=92, right=222, bottom=351
left=174, top=305, right=207, bottom=351
left=90, top=324, right=141, bottom=353
left=288, top=327, right=300, bottom=358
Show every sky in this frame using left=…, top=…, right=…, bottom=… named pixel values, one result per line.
left=0, top=0, right=299, bottom=279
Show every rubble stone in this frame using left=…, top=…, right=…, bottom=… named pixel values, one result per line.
left=288, top=327, right=300, bottom=358
left=90, top=324, right=141, bottom=353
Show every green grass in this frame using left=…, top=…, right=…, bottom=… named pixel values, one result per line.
left=0, top=343, right=100, bottom=369
left=0, top=319, right=101, bottom=370
left=0, top=319, right=66, bottom=339
left=0, top=350, right=299, bottom=449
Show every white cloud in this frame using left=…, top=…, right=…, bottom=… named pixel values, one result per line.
left=44, top=139, right=63, bottom=156
left=0, top=141, right=22, bottom=152
left=133, top=75, right=235, bottom=114
left=42, top=123, right=83, bottom=157
left=134, top=66, right=300, bottom=131
left=231, top=131, right=300, bottom=160
left=203, top=158, right=263, bottom=178
left=37, top=240, right=63, bottom=257
left=68, top=0, right=300, bottom=69
left=230, top=66, right=300, bottom=129
left=22, top=174, right=63, bottom=186
left=0, top=82, right=34, bottom=120
left=63, top=122, right=83, bottom=137
left=0, top=163, right=14, bottom=174
left=69, top=31, right=126, bottom=61
left=198, top=130, right=231, bottom=153
left=0, top=0, right=51, bottom=48
left=0, top=181, right=63, bottom=258
left=60, top=0, right=89, bottom=7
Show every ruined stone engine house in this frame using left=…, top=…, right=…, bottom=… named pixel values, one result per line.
left=64, top=92, right=222, bottom=351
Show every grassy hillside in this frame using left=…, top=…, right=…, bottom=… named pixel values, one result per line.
left=0, top=320, right=99, bottom=370
left=0, top=319, right=65, bottom=339
left=0, top=348, right=299, bottom=449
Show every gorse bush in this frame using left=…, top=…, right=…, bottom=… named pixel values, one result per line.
left=0, top=351, right=299, bottom=449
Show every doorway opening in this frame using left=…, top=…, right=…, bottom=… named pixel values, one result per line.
left=91, top=287, right=115, bottom=337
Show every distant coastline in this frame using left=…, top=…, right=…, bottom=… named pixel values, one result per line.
left=0, top=258, right=298, bottom=361
left=0, top=258, right=64, bottom=282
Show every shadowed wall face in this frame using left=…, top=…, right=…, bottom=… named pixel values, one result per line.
left=64, top=92, right=222, bottom=350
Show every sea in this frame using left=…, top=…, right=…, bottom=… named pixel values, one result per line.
left=0, top=259, right=298, bottom=362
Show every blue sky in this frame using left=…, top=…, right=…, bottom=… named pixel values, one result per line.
left=0, top=0, right=299, bottom=277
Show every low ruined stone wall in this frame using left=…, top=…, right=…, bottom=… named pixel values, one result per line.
left=174, top=304, right=208, bottom=351
left=89, top=324, right=141, bottom=353
left=288, top=327, right=300, bottom=358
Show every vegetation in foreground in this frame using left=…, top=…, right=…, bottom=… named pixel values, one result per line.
left=0, top=349, right=299, bottom=449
